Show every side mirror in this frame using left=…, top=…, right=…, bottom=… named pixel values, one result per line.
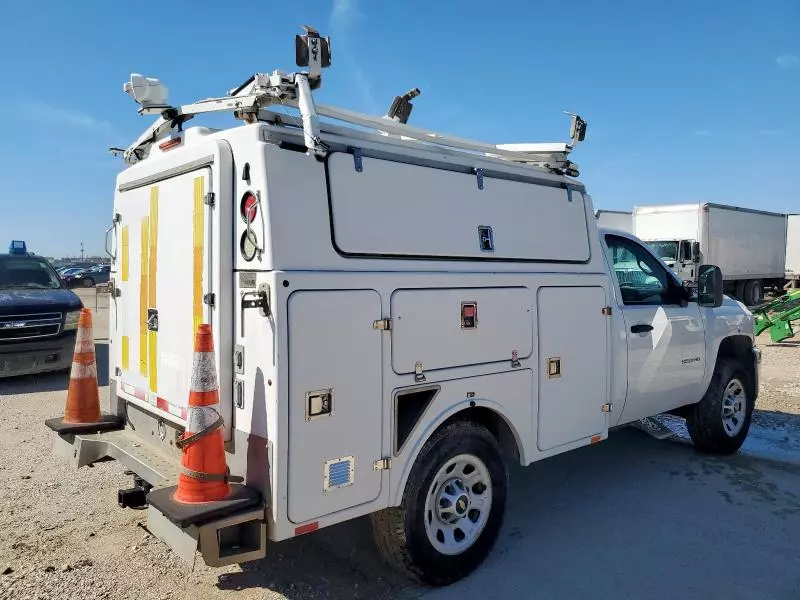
left=691, top=241, right=701, bottom=263
left=697, top=264, right=723, bottom=308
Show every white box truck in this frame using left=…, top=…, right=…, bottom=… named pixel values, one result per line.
left=633, top=203, right=788, bottom=305
left=595, top=209, right=633, bottom=233
left=46, top=27, right=760, bottom=586
left=786, top=214, right=800, bottom=288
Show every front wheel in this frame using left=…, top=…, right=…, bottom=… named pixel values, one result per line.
left=370, top=420, right=507, bottom=586
left=82, top=277, right=95, bottom=288
left=686, top=358, right=753, bottom=454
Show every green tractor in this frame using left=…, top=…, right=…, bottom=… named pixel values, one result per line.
left=753, top=289, right=800, bottom=342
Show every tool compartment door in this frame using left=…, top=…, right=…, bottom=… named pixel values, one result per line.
left=536, top=286, right=609, bottom=450
left=287, top=290, right=383, bottom=523
left=113, top=165, right=228, bottom=435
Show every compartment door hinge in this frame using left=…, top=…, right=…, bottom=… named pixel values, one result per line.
left=203, top=293, right=216, bottom=308
left=350, top=146, right=363, bottom=172
left=601, top=403, right=613, bottom=413
left=474, top=167, right=484, bottom=190
left=602, top=306, right=613, bottom=316
left=372, top=318, right=391, bottom=331
left=373, top=458, right=392, bottom=470
left=204, top=192, right=215, bottom=207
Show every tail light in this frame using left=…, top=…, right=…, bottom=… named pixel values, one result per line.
left=240, top=192, right=258, bottom=223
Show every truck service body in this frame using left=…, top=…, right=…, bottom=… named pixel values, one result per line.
left=49, top=29, right=761, bottom=585
left=633, top=202, right=788, bottom=306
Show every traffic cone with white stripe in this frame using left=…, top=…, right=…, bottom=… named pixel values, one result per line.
left=45, top=308, right=123, bottom=434
left=174, top=324, right=231, bottom=504
left=63, top=308, right=101, bottom=424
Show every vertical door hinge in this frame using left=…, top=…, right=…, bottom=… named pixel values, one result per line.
left=566, top=184, right=574, bottom=202
left=474, top=167, right=484, bottom=190
left=204, top=192, right=215, bottom=207
left=372, top=318, right=391, bottom=331
left=203, top=293, right=216, bottom=308
left=602, top=306, right=613, bottom=316
left=350, top=147, right=363, bottom=172
left=601, top=403, right=613, bottom=413
left=373, top=458, right=392, bottom=470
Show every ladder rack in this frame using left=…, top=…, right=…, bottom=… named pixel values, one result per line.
left=118, top=26, right=586, bottom=177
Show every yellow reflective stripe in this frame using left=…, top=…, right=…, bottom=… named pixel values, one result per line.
left=148, top=186, right=159, bottom=393
left=121, top=335, right=129, bottom=371
left=193, top=176, right=204, bottom=334
left=139, top=217, right=149, bottom=376
left=120, top=225, right=129, bottom=282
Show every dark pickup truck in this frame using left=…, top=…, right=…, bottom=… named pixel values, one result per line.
left=0, top=244, right=83, bottom=378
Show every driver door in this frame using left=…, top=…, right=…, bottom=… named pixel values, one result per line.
left=604, top=234, right=706, bottom=423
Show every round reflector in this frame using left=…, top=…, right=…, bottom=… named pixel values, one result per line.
left=240, top=192, right=258, bottom=223
left=240, top=230, right=258, bottom=262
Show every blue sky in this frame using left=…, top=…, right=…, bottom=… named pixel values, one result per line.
left=0, top=0, right=797, bottom=257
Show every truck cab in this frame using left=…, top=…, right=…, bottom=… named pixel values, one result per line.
left=643, top=238, right=700, bottom=282
left=0, top=241, right=83, bottom=377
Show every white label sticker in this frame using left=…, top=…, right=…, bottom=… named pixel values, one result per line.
left=239, top=272, right=257, bottom=289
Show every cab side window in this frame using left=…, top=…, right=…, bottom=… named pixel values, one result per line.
left=606, top=235, right=674, bottom=305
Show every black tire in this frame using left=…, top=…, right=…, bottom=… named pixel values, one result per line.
left=82, top=277, right=95, bottom=288
left=686, top=358, right=753, bottom=454
left=734, top=281, right=746, bottom=303
left=743, top=280, right=763, bottom=306
left=370, top=420, right=508, bottom=586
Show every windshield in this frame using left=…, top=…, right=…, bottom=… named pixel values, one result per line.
left=0, top=256, right=63, bottom=289
left=645, top=240, right=679, bottom=262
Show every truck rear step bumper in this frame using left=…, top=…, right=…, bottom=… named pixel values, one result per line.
left=50, top=429, right=267, bottom=567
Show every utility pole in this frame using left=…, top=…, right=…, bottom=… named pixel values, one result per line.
left=80, top=242, right=84, bottom=262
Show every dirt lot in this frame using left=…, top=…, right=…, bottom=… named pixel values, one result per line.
left=1, top=290, right=799, bottom=600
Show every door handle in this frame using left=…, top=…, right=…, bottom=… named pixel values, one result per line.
left=630, top=323, right=654, bottom=334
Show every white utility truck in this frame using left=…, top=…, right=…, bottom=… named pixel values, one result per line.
left=49, top=28, right=760, bottom=586
left=633, top=203, right=787, bottom=306
left=596, top=209, right=633, bottom=233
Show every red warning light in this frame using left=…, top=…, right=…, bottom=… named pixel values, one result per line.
left=240, top=192, right=258, bottom=223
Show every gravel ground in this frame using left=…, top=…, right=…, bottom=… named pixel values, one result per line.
left=1, top=289, right=798, bottom=599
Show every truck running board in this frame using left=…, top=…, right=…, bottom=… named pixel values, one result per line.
left=630, top=417, right=676, bottom=441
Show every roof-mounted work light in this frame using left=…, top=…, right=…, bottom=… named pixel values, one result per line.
left=124, top=74, right=171, bottom=114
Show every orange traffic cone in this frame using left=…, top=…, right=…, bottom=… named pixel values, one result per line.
left=174, top=324, right=231, bottom=504
left=45, top=308, right=123, bottom=434
left=63, top=308, right=101, bottom=424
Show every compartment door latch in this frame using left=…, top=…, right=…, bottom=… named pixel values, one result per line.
left=241, top=284, right=271, bottom=317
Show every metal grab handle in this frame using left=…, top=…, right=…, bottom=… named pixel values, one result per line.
left=630, top=323, right=654, bottom=334
left=104, top=224, right=116, bottom=260
left=104, top=213, right=121, bottom=260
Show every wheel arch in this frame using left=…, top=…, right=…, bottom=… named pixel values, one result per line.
left=716, top=334, right=756, bottom=393
left=390, top=400, right=525, bottom=508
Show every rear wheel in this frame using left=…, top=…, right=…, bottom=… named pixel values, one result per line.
left=743, top=279, right=763, bottom=306
left=370, top=420, right=507, bottom=586
left=734, top=281, right=746, bottom=303
left=686, top=359, right=753, bottom=454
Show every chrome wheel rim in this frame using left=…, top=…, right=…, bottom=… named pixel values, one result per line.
left=424, top=453, right=492, bottom=556
left=721, top=378, right=746, bottom=437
